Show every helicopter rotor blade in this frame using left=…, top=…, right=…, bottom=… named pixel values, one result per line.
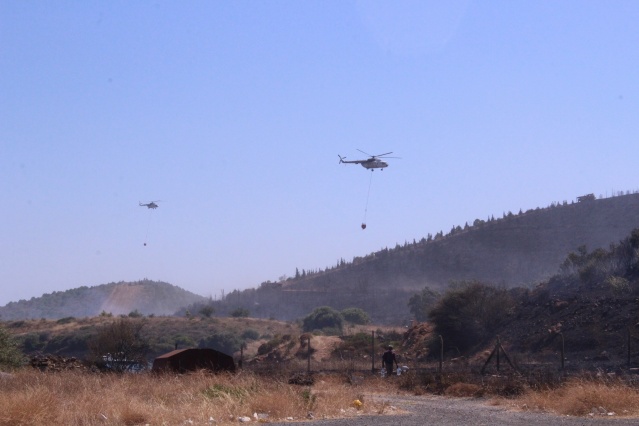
left=373, top=152, right=393, bottom=158
left=357, top=149, right=394, bottom=159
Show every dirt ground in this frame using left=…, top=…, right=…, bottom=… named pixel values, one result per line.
left=269, top=393, right=639, bottom=426
left=310, top=336, right=343, bottom=361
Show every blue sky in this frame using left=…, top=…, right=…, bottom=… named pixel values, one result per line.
left=2, top=1, right=638, bottom=306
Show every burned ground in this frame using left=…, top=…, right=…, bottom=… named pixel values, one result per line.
left=490, top=278, right=639, bottom=370
left=386, top=231, right=639, bottom=373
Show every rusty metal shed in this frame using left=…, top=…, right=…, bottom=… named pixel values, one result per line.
left=152, top=348, right=235, bottom=373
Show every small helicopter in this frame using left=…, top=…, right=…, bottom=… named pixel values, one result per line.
left=338, top=150, right=397, bottom=170
left=139, top=201, right=160, bottom=209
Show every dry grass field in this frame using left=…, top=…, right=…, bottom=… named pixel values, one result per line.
left=512, top=377, right=639, bottom=417
left=0, top=368, right=399, bottom=425
left=423, top=371, right=639, bottom=418
left=6, top=316, right=639, bottom=424
left=4, top=365, right=639, bottom=424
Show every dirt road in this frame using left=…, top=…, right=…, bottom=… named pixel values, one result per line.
left=270, top=394, right=639, bottom=426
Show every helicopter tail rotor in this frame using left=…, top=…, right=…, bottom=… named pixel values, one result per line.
left=338, top=155, right=346, bottom=164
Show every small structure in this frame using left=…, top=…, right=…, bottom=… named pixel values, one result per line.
left=152, top=348, right=235, bottom=373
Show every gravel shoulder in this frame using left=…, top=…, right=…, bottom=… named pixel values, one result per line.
left=270, top=393, right=639, bottom=426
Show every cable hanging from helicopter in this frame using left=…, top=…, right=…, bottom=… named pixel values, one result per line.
left=362, top=170, right=374, bottom=229
left=139, top=200, right=160, bottom=246
left=338, top=150, right=398, bottom=230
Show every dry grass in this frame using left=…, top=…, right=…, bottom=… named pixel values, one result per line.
left=396, top=368, right=639, bottom=419
left=444, top=382, right=484, bottom=397
left=6, top=366, right=639, bottom=423
left=508, top=376, right=639, bottom=417
left=0, top=369, right=395, bottom=425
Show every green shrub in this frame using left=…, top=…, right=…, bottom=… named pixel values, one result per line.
left=20, top=333, right=47, bottom=352
left=199, top=305, right=215, bottom=318
left=606, top=275, right=631, bottom=294
left=173, top=334, right=196, bottom=348
left=0, top=324, right=25, bottom=369
left=88, top=319, right=149, bottom=372
left=203, top=383, right=249, bottom=400
left=257, top=335, right=290, bottom=355
left=199, top=331, right=243, bottom=355
left=428, top=281, right=514, bottom=353
left=338, top=332, right=372, bottom=353
left=316, top=327, right=342, bottom=336
left=241, top=329, right=260, bottom=341
left=340, top=308, right=370, bottom=325
left=231, top=308, right=250, bottom=318
left=302, top=306, right=343, bottom=333
left=45, top=334, right=90, bottom=354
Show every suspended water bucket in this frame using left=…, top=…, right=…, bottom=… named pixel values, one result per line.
left=361, top=223, right=367, bottom=230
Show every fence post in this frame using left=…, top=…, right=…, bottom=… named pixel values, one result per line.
left=560, top=332, right=565, bottom=370
left=496, top=336, right=501, bottom=372
left=437, top=335, right=443, bottom=373
left=371, top=331, right=375, bottom=373
left=307, top=337, right=312, bottom=374
left=481, top=336, right=499, bottom=375
left=628, top=327, right=631, bottom=367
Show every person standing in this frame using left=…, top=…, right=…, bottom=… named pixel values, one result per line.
left=382, top=345, right=397, bottom=377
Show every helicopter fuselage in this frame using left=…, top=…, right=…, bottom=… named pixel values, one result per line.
left=339, top=155, right=389, bottom=170
left=361, top=159, right=388, bottom=169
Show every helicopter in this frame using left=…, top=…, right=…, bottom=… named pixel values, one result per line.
left=139, top=201, right=160, bottom=209
left=338, top=150, right=397, bottom=170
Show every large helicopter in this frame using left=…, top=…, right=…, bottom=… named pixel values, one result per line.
left=139, top=201, right=160, bottom=209
left=338, top=150, right=397, bottom=170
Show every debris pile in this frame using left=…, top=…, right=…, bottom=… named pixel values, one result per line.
left=30, top=354, right=88, bottom=372
left=288, top=372, right=315, bottom=385
left=400, top=322, right=435, bottom=361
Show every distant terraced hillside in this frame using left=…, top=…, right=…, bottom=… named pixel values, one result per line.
left=210, top=193, right=639, bottom=324
left=0, top=280, right=207, bottom=320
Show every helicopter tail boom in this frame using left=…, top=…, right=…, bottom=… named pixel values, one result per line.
left=338, top=155, right=365, bottom=165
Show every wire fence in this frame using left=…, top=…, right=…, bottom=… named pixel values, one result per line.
left=241, top=330, right=639, bottom=386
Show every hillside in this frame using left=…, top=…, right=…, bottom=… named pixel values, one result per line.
left=0, top=280, right=207, bottom=320
left=488, top=227, right=639, bottom=367
left=402, top=227, right=639, bottom=371
left=211, top=193, right=639, bottom=324
left=4, top=193, right=639, bottom=325
left=3, top=315, right=300, bottom=361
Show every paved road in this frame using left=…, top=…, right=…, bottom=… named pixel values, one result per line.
left=270, top=394, right=639, bottom=426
